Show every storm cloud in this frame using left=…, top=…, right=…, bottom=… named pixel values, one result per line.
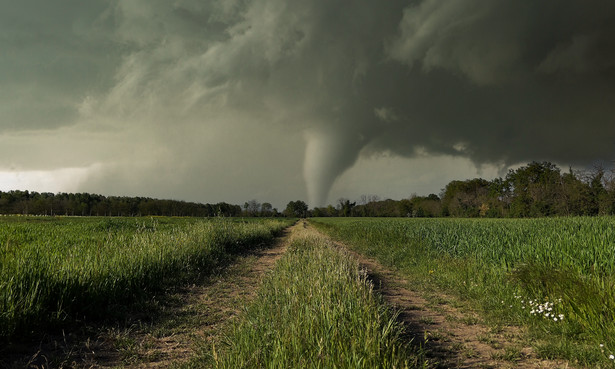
left=1, top=0, right=615, bottom=207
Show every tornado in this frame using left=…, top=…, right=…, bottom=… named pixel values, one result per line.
left=303, top=127, right=364, bottom=207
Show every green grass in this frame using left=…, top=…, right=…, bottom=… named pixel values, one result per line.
left=311, top=217, right=615, bottom=367
left=208, top=231, right=425, bottom=368
left=0, top=216, right=292, bottom=340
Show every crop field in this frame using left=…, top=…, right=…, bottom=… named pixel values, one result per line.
left=0, top=216, right=292, bottom=340
left=311, top=217, right=615, bottom=366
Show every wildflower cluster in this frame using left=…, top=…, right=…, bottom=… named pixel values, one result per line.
left=503, top=295, right=565, bottom=322
left=528, top=299, right=565, bottom=321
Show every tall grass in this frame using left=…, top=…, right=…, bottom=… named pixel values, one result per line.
left=311, top=217, right=615, bottom=367
left=0, top=217, right=291, bottom=340
left=212, top=230, right=422, bottom=368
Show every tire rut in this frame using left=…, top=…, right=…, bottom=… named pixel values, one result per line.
left=308, top=222, right=578, bottom=369
left=3, top=223, right=300, bottom=369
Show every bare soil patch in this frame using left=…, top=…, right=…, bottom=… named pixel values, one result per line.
left=1, top=223, right=298, bottom=369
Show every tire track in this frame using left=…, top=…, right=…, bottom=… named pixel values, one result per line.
left=3, top=223, right=301, bottom=369
left=308, top=222, right=577, bottom=369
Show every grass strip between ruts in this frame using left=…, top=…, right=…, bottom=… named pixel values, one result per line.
left=210, top=230, right=424, bottom=369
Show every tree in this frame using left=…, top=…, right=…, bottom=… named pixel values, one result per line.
left=337, top=198, right=356, bottom=217
left=441, top=178, right=490, bottom=217
left=398, top=198, right=413, bottom=217
left=408, top=194, right=441, bottom=217
left=284, top=200, right=308, bottom=218
left=558, top=168, right=592, bottom=215
left=326, top=204, right=338, bottom=217
left=311, top=207, right=325, bottom=217
left=243, top=199, right=261, bottom=216
left=505, top=161, right=562, bottom=217
left=261, top=202, right=273, bottom=216
left=586, top=165, right=612, bottom=215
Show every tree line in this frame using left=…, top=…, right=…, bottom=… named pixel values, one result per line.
left=2, top=161, right=613, bottom=218
left=0, top=191, right=310, bottom=218
left=242, top=199, right=309, bottom=218
left=311, top=161, right=615, bottom=218
left=0, top=191, right=242, bottom=217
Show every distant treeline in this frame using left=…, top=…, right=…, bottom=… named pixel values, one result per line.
left=3, top=161, right=614, bottom=218
left=312, top=161, right=615, bottom=218
left=0, top=191, right=242, bottom=217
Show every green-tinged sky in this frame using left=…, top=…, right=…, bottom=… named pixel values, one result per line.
left=1, top=0, right=615, bottom=208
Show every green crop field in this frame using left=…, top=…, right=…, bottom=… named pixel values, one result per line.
left=311, top=217, right=615, bottom=367
left=0, top=216, right=292, bottom=340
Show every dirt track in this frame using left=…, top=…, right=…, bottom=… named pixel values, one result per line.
left=3, top=221, right=578, bottom=368
left=2, top=223, right=299, bottom=369
left=307, top=223, right=577, bottom=369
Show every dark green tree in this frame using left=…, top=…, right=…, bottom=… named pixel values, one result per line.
left=284, top=200, right=308, bottom=218
left=261, top=202, right=273, bottom=216
left=336, top=198, right=356, bottom=217
left=505, top=161, right=562, bottom=217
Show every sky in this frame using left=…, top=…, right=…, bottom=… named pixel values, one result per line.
left=1, top=0, right=615, bottom=209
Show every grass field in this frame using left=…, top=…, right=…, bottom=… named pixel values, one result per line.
left=311, top=217, right=615, bottom=367
left=0, top=216, right=292, bottom=340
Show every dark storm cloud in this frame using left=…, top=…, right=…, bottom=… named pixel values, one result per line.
left=2, top=0, right=615, bottom=206
left=0, top=1, right=120, bottom=132
left=153, top=0, right=614, bottom=205
left=381, top=0, right=615, bottom=166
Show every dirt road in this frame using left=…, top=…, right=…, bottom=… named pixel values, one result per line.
left=5, top=221, right=577, bottom=368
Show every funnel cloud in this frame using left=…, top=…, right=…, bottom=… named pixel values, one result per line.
left=1, top=0, right=615, bottom=207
